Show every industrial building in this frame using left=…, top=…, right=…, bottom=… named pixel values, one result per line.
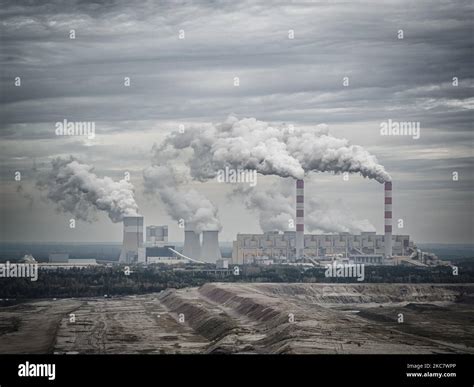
left=118, top=216, right=223, bottom=264
left=48, top=253, right=69, bottom=263
left=144, top=246, right=182, bottom=264
left=230, top=178, right=410, bottom=265
left=48, top=253, right=97, bottom=267
left=231, top=231, right=414, bottom=265
left=146, top=225, right=168, bottom=246
left=116, top=178, right=438, bottom=268
left=41, top=258, right=98, bottom=269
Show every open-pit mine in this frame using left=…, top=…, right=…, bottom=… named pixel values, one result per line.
left=1, top=283, right=473, bottom=354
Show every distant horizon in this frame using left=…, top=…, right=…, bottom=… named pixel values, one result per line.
left=1, top=241, right=473, bottom=247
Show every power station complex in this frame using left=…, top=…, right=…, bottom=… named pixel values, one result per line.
left=119, top=216, right=222, bottom=265
left=231, top=231, right=413, bottom=265
left=118, top=180, right=437, bottom=266
left=232, top=180, right=413, bottom=265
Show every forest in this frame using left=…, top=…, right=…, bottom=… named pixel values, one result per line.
left=0, top=262, right=472, bottom=299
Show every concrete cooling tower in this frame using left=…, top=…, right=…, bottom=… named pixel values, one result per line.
left=119, top=215, right=144, bottom=263
left=200, top=230, right=222, bottom=263
left=183, top=229, right=201, bottom=261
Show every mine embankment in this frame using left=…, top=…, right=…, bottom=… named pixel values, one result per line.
left=2, top=283, right=473, bottom=354
left=159, top=283, right=474, bottom=354
left=249, top=283, right=465, bottom=304
left=159, top=289, right=240, bottom=342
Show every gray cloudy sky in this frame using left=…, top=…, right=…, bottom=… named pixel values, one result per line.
left=0, top=0, right=473, bottom=244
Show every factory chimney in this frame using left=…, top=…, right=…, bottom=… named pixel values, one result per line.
left=119, top=215, right=144, bottom=263
left=384, top=182, right=393, bottom=257
left=295, top=179, right=304, bottom=260
left=200, top=230, right=222, bottom=263
left=183, top=229, right=201, bottom=261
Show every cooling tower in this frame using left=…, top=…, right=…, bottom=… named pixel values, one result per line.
left=200, top=230, right=222, bottom=263
left=295, top=179, right=304, bottom=260
left=119, top=215, right=144, bottom=263
left=183, top=229, right=201, bottom=261
left=384, top=182, right=393, bottom=257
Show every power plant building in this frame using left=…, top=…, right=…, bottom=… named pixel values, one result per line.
left=146, top=225, right=168, bottom=246
left=146, top=246, right=182, bottom=264
left=229, top=178, right=404, bottom=265
left=231, top=231, right=414, bottom=265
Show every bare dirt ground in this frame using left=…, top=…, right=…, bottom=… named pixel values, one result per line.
left=0, top=299, right=83, bottom=353
left=1, top=283, right=473, bottom=354
left=54, top=295, right=208, bottom=354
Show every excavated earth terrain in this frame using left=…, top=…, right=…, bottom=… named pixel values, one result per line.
left=1, top=283, right=473, bottom=354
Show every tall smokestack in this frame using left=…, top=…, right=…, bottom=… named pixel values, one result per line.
left=200, top=230, right=222, bottom=263
left=183, top=229, right=201, bottom=261
left=384, top=182, right=392, bottom=257
left=295, top=179, right=304, bottom=260
left=119, top=215, right=144, bottom=263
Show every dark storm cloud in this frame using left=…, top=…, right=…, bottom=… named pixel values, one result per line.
left=1, top=0, right=472, bottom=126
left=0, top=0, right=472, bottom=243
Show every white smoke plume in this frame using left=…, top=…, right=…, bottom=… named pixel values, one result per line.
left=305, top=197, right=376, bottom=234
left=38, top=157, right=138, bottom=223
left=232, top=183, right=294, bottom=232
left=143, top=161, right=221, bottom=233
left=157, top=116, right=391, bottom=184
left=17, top=184, right=34, bottom=211
left=233, top=180, right=375, bottom=234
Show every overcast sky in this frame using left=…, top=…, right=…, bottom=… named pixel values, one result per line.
left=0, top=0, right=472, bottom=244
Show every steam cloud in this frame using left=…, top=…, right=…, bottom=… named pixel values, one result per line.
left=38, top=157, right=138, bottom=223
left=234, top=180, right=375, bottom=234
left=17, top=184, right=34, bottom=211
left=305, top=197, right=375, bottom=234
left=143, top=159, right=221, bottom=233
left=157, top=116, right=391, bottom=184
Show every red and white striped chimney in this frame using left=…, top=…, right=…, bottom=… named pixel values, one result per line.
left=296, top=179, right=304, bottom=260
left=384, top=181, right=393, bottom=257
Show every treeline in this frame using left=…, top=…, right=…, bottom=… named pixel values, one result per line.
left=1, top=262, right=473, bottom=299
left=240, top=263, right=474, bottom=284
left=0, top=266, right=213, bottom=298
